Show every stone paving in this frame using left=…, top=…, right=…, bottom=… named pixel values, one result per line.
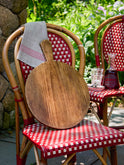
left=0, top=107, right=124, bottom=165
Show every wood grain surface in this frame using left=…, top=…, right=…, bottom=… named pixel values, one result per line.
left=25, top=40, right=90, bottom=129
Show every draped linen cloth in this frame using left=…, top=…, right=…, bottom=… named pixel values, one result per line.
left=17, top=21, right=48, bottom=67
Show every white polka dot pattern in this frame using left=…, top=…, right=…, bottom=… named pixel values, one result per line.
left=19, top=62, right=33, bottom=82
left=19, top=32, right=72, bottom=82
left=89, top=86, right=124, bottom=103
left=103, top=21, right=124, bottom=71
left=23, top=119, right=124, bottom=159
left=48, top=32, right=72, bottom=65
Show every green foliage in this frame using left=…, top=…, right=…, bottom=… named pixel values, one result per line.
left=27, top=0, right=55, bottom=21
left=27, top=0, right=124, bottom=83
left=49, top=1, right=124, bottom=83
left=27, top=0, right=76, bottom=22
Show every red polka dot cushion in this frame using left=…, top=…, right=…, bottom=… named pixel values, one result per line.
left=23, top=119, right=124, bottom=159
left=89, top=86, right=124, bottom=103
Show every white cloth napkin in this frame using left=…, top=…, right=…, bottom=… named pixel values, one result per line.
left=17, top=21, right=48, bottom=67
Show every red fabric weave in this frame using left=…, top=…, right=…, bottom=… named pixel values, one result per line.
left=23, top=119, right=124, bottom=159
left=103, top=20, right=124, bottom=71
left=23, top=117, right=34, bottom=126
left=89, top=86, right=124, bottom=103
left=16, top=155, right=26, bottom=165
left=95, top=55, right=100, bottom=67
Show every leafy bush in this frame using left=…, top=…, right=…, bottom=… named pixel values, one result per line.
left=27, top=0, right=124, bottom=83
left=27, top=0, right=76, bottom=22
left=47, top=1, right=124, bottom=82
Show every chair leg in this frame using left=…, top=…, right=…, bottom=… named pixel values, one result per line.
left=16, top=154, right=27, bottom=165
left=93, top=149, right=107, bottom=165
left=62, top=153, right=76, bottom=165
left=101, top=99, right=117, bottom=165
left=33, top=145, right=41, bottom=165
left=98, top=103, right=104, bottom=119
left=33, top=145, right=47, bottom=165
left=102, top=148, right=108, bottom=165
left=68, top=154, right=76, bottom=165
left=102, top=99, right=108, bottom=126
left=110, top=146, right=117, bottom=165
left=41, top=157, right=47, bottom=165
left=15, top=101, right=27, bottom=165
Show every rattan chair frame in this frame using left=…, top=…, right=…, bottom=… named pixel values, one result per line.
left=2, top=23, right=87, bottom=165
left=2, top=23, right=119, bottom=165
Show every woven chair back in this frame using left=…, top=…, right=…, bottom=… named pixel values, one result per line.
left=102, top=19, right=124, bottom=71
left=18, top=29, right=75, bottom=83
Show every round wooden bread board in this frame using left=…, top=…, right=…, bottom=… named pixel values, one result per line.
left=25, top=40, right=90, bottom=129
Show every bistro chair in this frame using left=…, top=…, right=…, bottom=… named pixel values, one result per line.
left=2, top=22, right=124, bottom=165
left=89, top=15, right=124, bottom=128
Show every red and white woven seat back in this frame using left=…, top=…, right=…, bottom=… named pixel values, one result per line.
left=103, top=20, right=124, bottom=71
left=19, top=31, right=73, bottom=82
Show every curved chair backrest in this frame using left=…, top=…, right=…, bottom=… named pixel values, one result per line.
left=94, top=15, right=124, bottom=72
left=2, top=23, right=85, bottom=125
left=16, top=28, right=76, bottom=84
